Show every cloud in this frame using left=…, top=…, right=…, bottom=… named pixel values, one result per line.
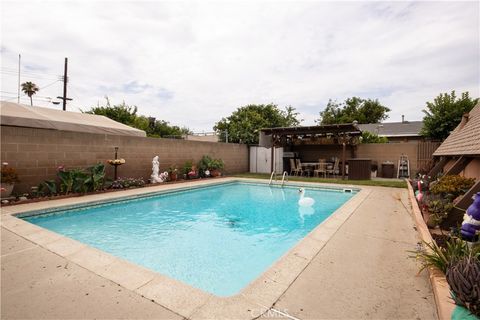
left=1, top=1, right=478, bottom=131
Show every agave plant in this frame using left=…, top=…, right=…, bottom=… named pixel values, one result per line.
left=446, top=255, right=480, bottom=316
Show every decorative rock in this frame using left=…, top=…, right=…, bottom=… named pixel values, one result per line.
left=1, top=200, right=9, bottom=204
left=18, top=196, right=28, bottom=201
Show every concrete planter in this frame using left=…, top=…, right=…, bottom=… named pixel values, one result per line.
left=1, top=183, right=14, bottom=198
left=407, top=180, right=455, bottom=320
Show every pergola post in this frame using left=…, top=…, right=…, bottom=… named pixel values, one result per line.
left=271, top=134, right=275, bottom=173
left=342, top=141, right=346, bottom=180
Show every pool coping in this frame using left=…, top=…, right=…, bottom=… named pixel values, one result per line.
left=0, top=177, right=371, bottom=319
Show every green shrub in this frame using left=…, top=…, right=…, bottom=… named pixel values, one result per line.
left=198, top=156, right=213, bottom=177
left=85, top=163, right=106, bottom=192
left=426, top=199, right=454, bottom=227
left=430, top=175, right=476, bottom=198
left=58, top=169, right=88, bottom=194
left=38, top=163, right=107, bottom=196
left=210, top=158, right=224, bottom=170
left=182, top=160, right=194, bottom=175
left=37, top=180, right=57, bottom=196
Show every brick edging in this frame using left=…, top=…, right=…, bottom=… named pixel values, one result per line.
left=406, top=180, right=455, bottom=320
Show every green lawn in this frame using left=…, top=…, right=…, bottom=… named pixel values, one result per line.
left=233, top=173, right=407, bottom=188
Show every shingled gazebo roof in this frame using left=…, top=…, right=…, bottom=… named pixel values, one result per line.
left=433, top=102, right=480, bottom=156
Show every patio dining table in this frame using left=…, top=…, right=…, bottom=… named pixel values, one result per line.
left=300, top=162, right=320, bottom=168
left=300, top=162, right=324, bottom=177
left=301, top=162, right=335, bottom=168
left=300, top=161, right=346, bottom=177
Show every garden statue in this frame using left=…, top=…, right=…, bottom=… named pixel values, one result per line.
left=461, top=192, right=480, bottom=241
left=151, top=156, right=168, bottom=183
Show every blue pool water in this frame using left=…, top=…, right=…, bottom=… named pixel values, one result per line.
left=24, top=182, right=355, bottom=296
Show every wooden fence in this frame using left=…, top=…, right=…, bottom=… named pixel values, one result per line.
left=417, top=140, right=442, bottom=172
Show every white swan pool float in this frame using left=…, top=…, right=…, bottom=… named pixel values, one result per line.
left=298, top=188, right=315, bottom=207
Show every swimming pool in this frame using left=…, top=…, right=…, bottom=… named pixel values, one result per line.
left=23, top=181, right=355, bottom=296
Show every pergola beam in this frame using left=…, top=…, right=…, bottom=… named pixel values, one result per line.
left=444, top=156, right=473, bottom=175
left=261, top=124, right=361, bottom=137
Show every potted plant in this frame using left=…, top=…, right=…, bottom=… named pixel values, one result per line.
left=183, top=160, right=198, bottom=179
left=209, top=158, right=225, bottom=177
left=1, top=162, right=19, bottom=198
left=188, top=164, right=199, bottom=179
left=198, top=155, right=213, bottom=178
left=168, top=164, right=178, bottom=181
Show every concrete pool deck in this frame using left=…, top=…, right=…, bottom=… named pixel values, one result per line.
left=1, top=178, right=437, bottom=319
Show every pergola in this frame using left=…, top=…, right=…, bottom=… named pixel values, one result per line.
left=259, top=123, right=362, bottom=179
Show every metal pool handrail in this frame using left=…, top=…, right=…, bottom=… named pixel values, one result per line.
left=281, top=171, right=288, bottom=187
left=269, top=171, right=276, bottom=185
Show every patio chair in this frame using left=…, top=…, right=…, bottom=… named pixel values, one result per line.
left=290, top=159, right=301, bottom=176
left=296, top=159, right=311, bottom=177
left=326, top=158, right=340, bottom=178
left=313, top=160, right=327, bottom=178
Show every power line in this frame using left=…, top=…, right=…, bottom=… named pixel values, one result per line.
left=39, top=79, right=61, bottom=90
left=1, top=93, right=57, bottom=100
left=0, top=67, right=61, bottom=77
left=0, top=97, right=55, bottom=106
left=0, top=70, right=60, bottom=81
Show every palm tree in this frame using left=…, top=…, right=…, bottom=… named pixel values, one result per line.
left=21, top=81, right=39, bottom=106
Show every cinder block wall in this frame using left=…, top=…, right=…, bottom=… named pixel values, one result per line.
left=356, top=142, right=418, bottom=177
left=0, top=126, right=248, bottom=193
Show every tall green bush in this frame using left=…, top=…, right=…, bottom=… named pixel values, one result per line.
left=430, top=175, right=476, bottom=199
left=360, top=131, right=388, bottom=144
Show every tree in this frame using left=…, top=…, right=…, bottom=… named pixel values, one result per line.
left=360, top=131, right=388, bottom=144
left=214, top=104, right=301, bottom=144
left=84, top=97, right=191, bottom=138
left=317, top=97, right=390, bottom=124
left=21, top=81, right=39, bottom=106
left=421, top=91, right=478, bottom=140
left=86, top=98, right=138, bottom=125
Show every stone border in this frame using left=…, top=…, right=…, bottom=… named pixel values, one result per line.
left=1, top=177, right=370, bottom=319
left=406, top=180, right=454, bottom=320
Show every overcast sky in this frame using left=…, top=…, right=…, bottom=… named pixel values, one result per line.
left=1, top=1, right=479, bottom=132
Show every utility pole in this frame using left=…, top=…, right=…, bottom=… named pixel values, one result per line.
left=57, top=57, right=72, bottom=110
left=17, top=54, right=21, bottom=103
